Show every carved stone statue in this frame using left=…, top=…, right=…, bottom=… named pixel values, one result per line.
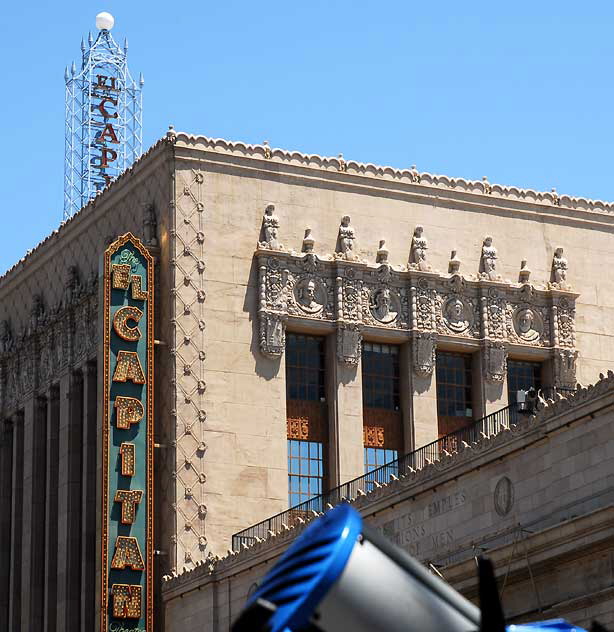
left=480, top=236, right=499, bottom=280
left=370, top=288, right=398, bottom=324
left=335, top=215, right=356, bottom=260
left=443, top=297, right=469, bottom=333
left=376, top=239, right=389, bottom=264
left=518, top=260, right=531, bottom=284
left=448, top=249, right=461, bottom=275
left=551, top=247, right=568, bottom=288
left=514, top=307, right=540, bottom=342
left=302, top=228, right=315, bottom=253
left=296, top=278, right=324, bottom=314
left=260, top=204, right=282, bottom=250
left=409, top=225, right=430, bottom=271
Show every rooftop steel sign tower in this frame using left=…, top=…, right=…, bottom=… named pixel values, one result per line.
left=64, top=12, right=143, bottom=220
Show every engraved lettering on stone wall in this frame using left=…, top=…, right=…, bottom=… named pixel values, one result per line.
left=380, top=490, right=466, bottom=558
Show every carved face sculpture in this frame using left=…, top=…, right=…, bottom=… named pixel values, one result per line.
left=444, top=298, right=469, bottom=333
left=296, top=279, right=323, bottom=314
left=371, top=288, right=398, bottom=323
left=515, top=307, right=540, bottom=342
left=518, top=309, right=533, bottom=334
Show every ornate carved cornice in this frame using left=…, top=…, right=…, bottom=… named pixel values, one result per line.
left=0, top=270, right=98, bottom=416
left=255, top=245, right=578, bottom=380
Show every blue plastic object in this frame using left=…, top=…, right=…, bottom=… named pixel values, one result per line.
left=507, top=620, right=587, bottom=631
left=243, top=503, right=362, bottom=632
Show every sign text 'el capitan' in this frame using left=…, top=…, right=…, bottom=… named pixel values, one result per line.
left=102, top=233, right=154, bottom=631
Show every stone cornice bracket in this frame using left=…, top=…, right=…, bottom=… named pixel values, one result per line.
left=483, top=340, right=508, bottom=383
left=553, top=348, right=579, bottom=390
left=412, top=331, right=436, bottom=377
left=336, top=322, right=362, bottom=366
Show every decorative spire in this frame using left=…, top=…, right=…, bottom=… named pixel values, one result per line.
left=64, top=13, right=143, bottom=219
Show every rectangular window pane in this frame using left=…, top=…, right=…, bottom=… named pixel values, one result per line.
left=288, top=439, right=324, bottom=508
left=362, top=343, right=400, bottom=410
left=507, top=360, right=542, bottom=403
left=436, top=352, right=474, bottom=432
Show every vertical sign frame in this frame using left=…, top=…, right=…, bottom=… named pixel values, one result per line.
left=102, top=233, right=154, bottom=631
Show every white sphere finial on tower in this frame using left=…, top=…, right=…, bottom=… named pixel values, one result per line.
left=96, top=12, right=115, bottom=30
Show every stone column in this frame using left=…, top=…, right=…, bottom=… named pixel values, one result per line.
left=20, top=395, right=36, bottom=630
left=399, top=343, right=413, bottom=453
left=66, top=369, right=84, bottom=628
left=408, top=334, right=438, bottom=449
left=0, top=419, right=14, bottom=630
left=56, top=370, right=83, bottom=629
left=475, top=342, right=509, bottom=418
left=81, top=362, right=97, bottom=630
left=44, top=385, right=60, bottom=632
left=8, top=411, right=24, bottom=630
left=28, top=395, right=48, bottom=630
left=327, top=332, right=364, bottom=486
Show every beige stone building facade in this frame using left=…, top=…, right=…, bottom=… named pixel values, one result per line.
left=1, top=129, right=613, bottom=629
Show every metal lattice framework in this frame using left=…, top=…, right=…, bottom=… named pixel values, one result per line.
left=64, top=24, right=143, bottom=219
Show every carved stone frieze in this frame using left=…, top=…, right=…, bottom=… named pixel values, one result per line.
left=254, top=245, right=578, bottom=370
left=361, top=264, right=409, bottom=330
left=411, top=278, right=437, bottom=331
left=337, top=266, right=362, bottom=322
left=553, top=296, right=576, bottom=348
left=0, top=268, right=99, bottom=415
left=481, top=287, right=506, bottom=340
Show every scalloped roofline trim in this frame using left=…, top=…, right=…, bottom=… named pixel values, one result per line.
left=4, top=130, right=614, bottom=287
left=174, top=133, right=614, bottom=215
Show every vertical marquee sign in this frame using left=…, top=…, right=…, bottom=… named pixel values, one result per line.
left=102, top=233, right=153, bottom=631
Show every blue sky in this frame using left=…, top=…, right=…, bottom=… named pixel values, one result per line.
left=1, top=1, right=613, bottom=274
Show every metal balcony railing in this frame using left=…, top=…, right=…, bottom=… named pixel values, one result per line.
left=231, top=387, right=575, bottom=551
